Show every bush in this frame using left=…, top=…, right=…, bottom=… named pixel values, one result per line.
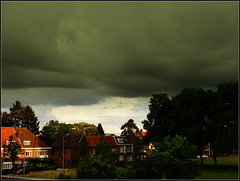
left=116, top=161, right=127, bottom=168
left=47, top=165, right=57, bottom=170
left=76, top=154, right=117, bottom=179
left=58, top=171, right=72, bottom=179
left=129, top=135, right=201, bottom=179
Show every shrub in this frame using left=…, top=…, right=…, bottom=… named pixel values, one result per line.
left=129, top=135, right=201, bottom=179
left=47, top=165, right=57, bottom=170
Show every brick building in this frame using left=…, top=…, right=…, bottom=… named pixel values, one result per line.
left=50, top=135, right=88, bottom=168
left=1, top=127, right=51, bottom=170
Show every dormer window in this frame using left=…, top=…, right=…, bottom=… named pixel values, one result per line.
left=118, top=138, right=124, bottom=144
left=23, top=141, right=30, bottom=145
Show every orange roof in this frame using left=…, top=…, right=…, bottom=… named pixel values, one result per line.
left=14, top=127, right=49, bottom=148
left=142, top=132, right=147, bottom=136
left=1, top=127, right=21, bottom=148
left=85, top=135, right=117, bottom=147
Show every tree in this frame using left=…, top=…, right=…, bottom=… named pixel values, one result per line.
left=129, top=135, right=200, bottom=179
left=121, top=119, right=139, bottom=136
left=142, top=93, right=174, bottom=144
left=1, top=111, right=13, bottom=126
left=9, top=101, right=25, bottom=127
left=2, top=135, right=22, bottom=175
left=97, top=123, right=105, bottom=135
left=2, top=101, right=40, bottom=135
left=76, top=136, right=117, bottom=179
left=39, top=121, right=99, bottom=146
left=39, top=120, right=61, bottom=146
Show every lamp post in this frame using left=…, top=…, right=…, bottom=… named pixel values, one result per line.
left=19, top=131, right=26, bottom=175
left=132, top=129, right=136, bottom=162
left=62, top=135, right=64, bottom=170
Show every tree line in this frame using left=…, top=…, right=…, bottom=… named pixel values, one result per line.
left=142, top=80, right=238, bottom=167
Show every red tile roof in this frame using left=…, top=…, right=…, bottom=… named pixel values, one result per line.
left=14, top=127, right=49, bottom=148
left=1, top=127, right=21, bottom=148
left=85, top=135, right=117, bottom=147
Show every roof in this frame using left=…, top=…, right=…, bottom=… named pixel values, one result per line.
left=1, top=127, right=21, bottom=148
left=85, top=135, right=117, bottom=147
left=51, top=135, right=87, bottom=148
left=13, top=127, right=49, bottom=148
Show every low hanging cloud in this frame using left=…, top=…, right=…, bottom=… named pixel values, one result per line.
left=2, top=2, right=238, bottom=108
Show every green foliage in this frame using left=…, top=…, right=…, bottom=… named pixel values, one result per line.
left=76, top=136, right=118, bottom=179
left=121, top=119, right=139, bottom=136
left=76, top=154, right=117, bottom=179
left=142, top=81, right=238, bottom=167
left=39, top=121, right=98, bottom=145
left=2, top=101, right=40, bottom=135
left=129, top=135, right=200, bottom=179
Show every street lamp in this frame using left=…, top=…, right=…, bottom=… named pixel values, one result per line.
left=19, top=131, right=26, bottom=175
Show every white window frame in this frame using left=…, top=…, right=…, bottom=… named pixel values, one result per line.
left=3, top=162, right=13, bottom=169
left=25, top=151, right=32, bottom=157
left=124, top=146, right=126, bottom=153
left=119, top=155, right=124, bottom=161
left=23, top=141, right=30, bottom=145
left=118, top=138, right=124, bottom=144
left=38, top=150, right=48, bottom=156
left=120, top=146, right=124, bottom=153
left=127, top=146, right=131, bottom=153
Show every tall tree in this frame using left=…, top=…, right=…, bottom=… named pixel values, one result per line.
left=2, top=101, right=40, bottom=135
left=97, top=123, right=105, bottom=135
left=121, top=119, right=139, bottom=136
left=142, top=93, right=173, bottom=144
left=9, top=101, right=25, bottom=127
left=1, top=111, right=13, bottom=126
left=3, top=135, right=22, bottom=175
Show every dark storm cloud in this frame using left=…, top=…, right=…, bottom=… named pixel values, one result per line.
left=2, top=2, right=238, bottom=106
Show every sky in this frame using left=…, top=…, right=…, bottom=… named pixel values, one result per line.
left=1, top=1, right=238, bottom=135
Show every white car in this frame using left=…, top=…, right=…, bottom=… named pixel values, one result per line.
left=196, top=155, right=208, bottom=158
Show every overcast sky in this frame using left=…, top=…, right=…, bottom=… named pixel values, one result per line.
left=1, top=1, right=238, bottom=135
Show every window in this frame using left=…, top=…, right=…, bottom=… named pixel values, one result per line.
left=93, top=149, right=95, bottom=154
left=124, top=146, right=126, bottom=153
left=23, top=141, right=30, bottom=145
left=3, top=162, right=13, bottom=169
left=119, top=155, right=124, bottom=161
left=127, top=155, right=132, bottom=162
left=120, top=146, right=124, bottom=153
left=127, top=146, right=131, bottom=153
left=72, top=160, right=74, bottom=165
left=38, top=150, right=48, bottom=156
left=118, top=138, right=124, bottom=144
left=25, top=151, right=32, bottom=157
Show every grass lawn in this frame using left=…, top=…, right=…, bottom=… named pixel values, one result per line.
left=193, top=155, right=239, bottom=180
left=21, top=169, right=77, bottom=179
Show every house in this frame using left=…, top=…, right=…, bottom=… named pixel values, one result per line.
left=113, top=135, right=141, bottom=163
left=1, top=127, right=51, bottom=170
left=85, top=135, right=118, bottom=155
left=134, top=129, right=147, bottom=140
left=50, top=135, right=88, bottom=168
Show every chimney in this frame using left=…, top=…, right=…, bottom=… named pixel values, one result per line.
left=140, top=129, right=142, bottom=133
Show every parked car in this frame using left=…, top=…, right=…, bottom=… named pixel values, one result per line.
left=196, top=155, right=208, bottom=158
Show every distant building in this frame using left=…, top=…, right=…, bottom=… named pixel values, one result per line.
left=1, top=127, right=51, bottom=170
left=50, top=135, right=88, bottom=168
